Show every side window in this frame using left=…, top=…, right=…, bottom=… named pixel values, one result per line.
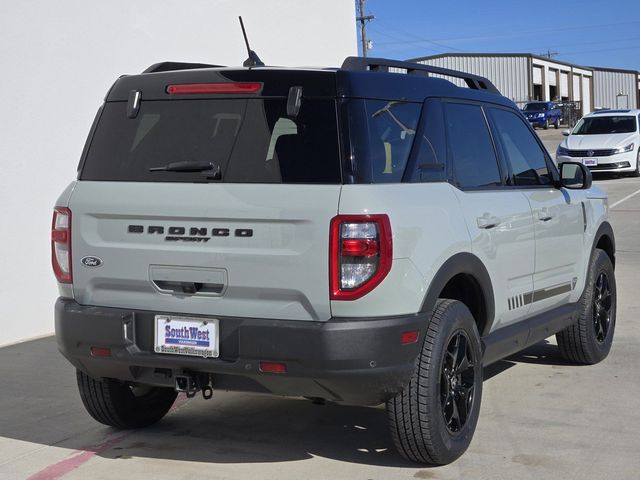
left=489, top=108, right=553, bottom=186
left=444, top=103, right=502, bottom=189
left=347, top=99, right=422, bottom=183
left=408, top=100, right=446, bottom=182
left=361, top=101, right=421, bottom=183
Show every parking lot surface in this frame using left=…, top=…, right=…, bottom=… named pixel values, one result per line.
left=2, top=130, right=639, bottom=480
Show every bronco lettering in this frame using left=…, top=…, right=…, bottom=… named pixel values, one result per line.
left=127, top=225, right=253, bottom=240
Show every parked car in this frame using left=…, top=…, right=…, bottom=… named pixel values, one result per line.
left=556, top=109, right=640, bottom=176
left=522, top=101, right=562, bottom=129
left=53, top=56, right=616, bottom=466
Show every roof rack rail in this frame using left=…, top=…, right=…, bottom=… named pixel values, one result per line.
left=143, top=62, right=224, bottom=74
left=341, top=56, right=500, bottom=94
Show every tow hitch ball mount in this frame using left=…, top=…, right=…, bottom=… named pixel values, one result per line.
left=174, top=373, right=213, bottom=400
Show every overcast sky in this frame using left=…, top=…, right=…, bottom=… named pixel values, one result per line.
left=360, top=0, right=640, bottom=70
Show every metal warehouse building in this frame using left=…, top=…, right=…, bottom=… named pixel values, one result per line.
left=592, top=67, right=640, bottom=110
left=410, top=53, right=640, bottom=116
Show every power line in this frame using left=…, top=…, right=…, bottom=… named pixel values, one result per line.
left=371, top=20, right=466, bottom=53
left=539, top=49, right=559, bottom=59
left=374, top=20, right=640, bottom=47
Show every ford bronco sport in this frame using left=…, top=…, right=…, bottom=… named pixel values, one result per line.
left=53, top=57, right=617, bottom=465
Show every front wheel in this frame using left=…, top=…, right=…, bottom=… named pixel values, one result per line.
left=387, top=299, right=483, bottom=465
left=556, top=249, right=616, bottom=364
left=631, top=150, right=640, bottom=177
left=543, top=119, right=549, bottom=130
left=77, top=370, right=178, bottom=429
left=554, top=118, right=560, bottom=129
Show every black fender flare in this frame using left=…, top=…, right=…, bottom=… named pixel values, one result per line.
left=420, top=252, right=495, bottom=336
left=591, top=221, right=615, bottom=267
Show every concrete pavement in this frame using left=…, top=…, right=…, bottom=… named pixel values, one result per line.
left=1, top=130, right=639, bottom=479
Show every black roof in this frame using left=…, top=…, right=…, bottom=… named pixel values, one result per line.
left=105, top=57, right=515, bottom=109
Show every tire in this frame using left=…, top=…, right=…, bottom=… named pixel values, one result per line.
left=554, top=118, right=560, bottom=129
left=543, top=119, right=549, bottom=130
left=76, top=370, right=178, bottom=429
left=631, top=150, right=640, bottom=177
left=556, top=249, right=616, bottom=364
left=387, top=299, right=483, bottom=465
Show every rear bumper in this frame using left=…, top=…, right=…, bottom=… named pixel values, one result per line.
left=55, top=298, right=426, bottom=405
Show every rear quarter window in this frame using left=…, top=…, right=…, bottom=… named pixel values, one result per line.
left=344, top=100, right=422, bottom=183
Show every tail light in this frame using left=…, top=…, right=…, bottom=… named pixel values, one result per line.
left=51, top=207, right=72, bottom=283
left=330, top=214, right=392, bottom=300
left=259, top=361, right=287, bottom=374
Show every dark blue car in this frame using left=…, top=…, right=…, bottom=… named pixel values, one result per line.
left=522, top=101, right=562, bottom=129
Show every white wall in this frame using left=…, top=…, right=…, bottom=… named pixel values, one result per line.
left=0, top=0, right=356, bottom=347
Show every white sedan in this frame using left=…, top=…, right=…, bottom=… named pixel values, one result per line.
left=556, top=109, right=640, bottom=176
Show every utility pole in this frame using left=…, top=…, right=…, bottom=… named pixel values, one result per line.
left=356, top=0, right=375, bottom=57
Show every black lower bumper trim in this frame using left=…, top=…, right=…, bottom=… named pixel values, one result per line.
left=55, top=299, right=426, bottom=406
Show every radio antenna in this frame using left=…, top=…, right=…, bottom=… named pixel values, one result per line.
left=239, top=16, right=265, bottom=67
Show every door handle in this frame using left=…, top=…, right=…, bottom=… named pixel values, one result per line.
left=538, top=209, right=553, bottom=222
left=477, top=214, right=501, bottom=229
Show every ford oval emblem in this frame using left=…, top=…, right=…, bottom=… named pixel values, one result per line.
left=81, top=256, right=103, bottom=268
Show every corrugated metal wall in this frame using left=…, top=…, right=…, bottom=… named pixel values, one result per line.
left=593, top=70, right=638, bottom=109
left=417, top=56, right=530, bottom=103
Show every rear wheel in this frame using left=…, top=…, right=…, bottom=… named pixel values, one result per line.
left=556, top=249, right=616, bottom=364
left=76, top=370, right=177, bottom=429
left=387, top=299, right=482, bottom=465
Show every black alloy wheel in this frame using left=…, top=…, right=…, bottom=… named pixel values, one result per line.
left=593, top=271, right=612, bottom=343
left=556, top=248, right=616, bottom=364
left=387, top=299, right=483, bottom=465
left=440, top=331, right=477, bottom=433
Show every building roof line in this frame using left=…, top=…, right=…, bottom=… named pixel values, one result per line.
left=408, top=52, right=616, bottom=72
left=589, top=66, right=640, bottom=75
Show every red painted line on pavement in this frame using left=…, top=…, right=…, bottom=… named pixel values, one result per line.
left=26, top=433, right=128, bottom=480
left=27, top=393, right=190, bottom=479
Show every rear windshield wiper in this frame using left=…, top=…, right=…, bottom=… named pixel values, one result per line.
left=149, top=161, right=221, bottom=179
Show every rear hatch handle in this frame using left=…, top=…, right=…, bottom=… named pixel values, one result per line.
left=153, top=280, right=224, bottom=296
left=150, top=266, right=228, bottom=297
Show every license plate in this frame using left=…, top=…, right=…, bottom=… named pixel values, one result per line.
left=583, top=158, right=598, bottom=166
left=154, top=315, right=219, bottom=358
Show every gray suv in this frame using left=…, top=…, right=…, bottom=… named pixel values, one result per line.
left=53, top=57, right=617, bottom=465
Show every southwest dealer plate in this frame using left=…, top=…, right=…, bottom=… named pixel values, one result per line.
left=583, top=158, right=598, bottom=167
left=154, top=315, right=219, bottom=358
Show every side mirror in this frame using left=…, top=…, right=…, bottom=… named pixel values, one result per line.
left=562, top=129, right=571, bottom=137
left=560, top=162, right=592, bottom=190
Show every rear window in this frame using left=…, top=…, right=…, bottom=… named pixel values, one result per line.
left=80, top=98, right=341, bottom=184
